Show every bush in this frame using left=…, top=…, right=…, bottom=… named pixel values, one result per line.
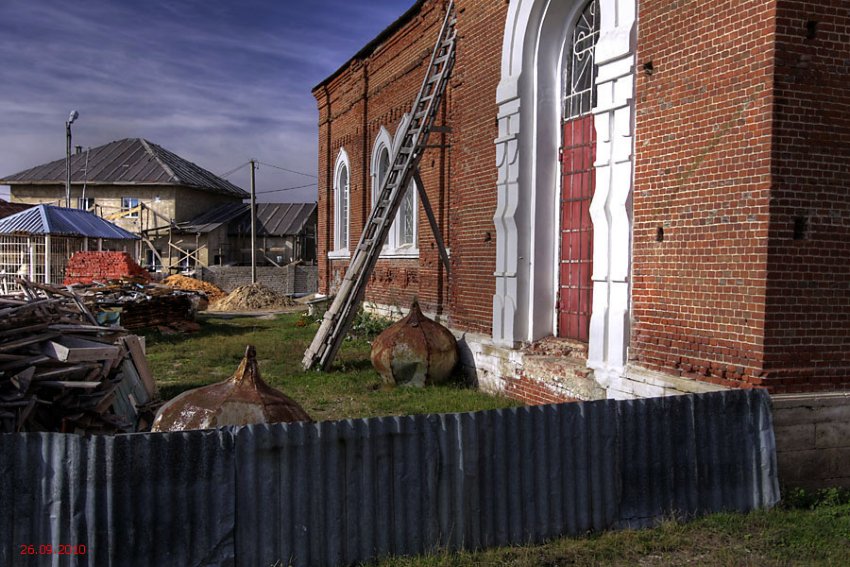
left=348, top=308, right=393, bottom=340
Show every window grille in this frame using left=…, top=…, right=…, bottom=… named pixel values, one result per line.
left=563, top=0, right=599, bottom=119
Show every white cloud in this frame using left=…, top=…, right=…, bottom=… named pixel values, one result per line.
left=0, top=0, right=416, bottom=203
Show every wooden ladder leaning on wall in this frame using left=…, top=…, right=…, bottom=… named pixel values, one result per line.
left=302, top=1, right=457, bottom=371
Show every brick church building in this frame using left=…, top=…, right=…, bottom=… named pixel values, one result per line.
left=312, top=0, right=850, bottom=402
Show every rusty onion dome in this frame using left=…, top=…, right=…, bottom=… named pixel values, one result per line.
left=151, top=345, right=311, bottom=432
left=370, top=299, right=459, bottom=387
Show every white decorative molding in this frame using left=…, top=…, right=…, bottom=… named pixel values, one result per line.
left=496, top=0, right=637, bottom=393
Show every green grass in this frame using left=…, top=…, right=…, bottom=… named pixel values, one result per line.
left=143, top=312, right=518, bottom=422
left=371, top=499, right=850, bottom=566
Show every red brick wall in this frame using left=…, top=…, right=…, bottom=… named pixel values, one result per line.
left=630, top=0, right=777, bottom=387
left=313, top=0, right=507, bottom=333
left=762, top=1, right=850, bottom=392
left=65, top=251, right=150, bottom=284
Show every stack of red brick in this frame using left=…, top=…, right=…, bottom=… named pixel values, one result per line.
left=64, top=252, right=151, bottom=285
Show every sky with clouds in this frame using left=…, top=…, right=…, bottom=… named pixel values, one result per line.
left=0, top=0, right=416, bottom=202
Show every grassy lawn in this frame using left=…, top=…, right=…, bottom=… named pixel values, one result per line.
left=373, top=497, right=850, bottom=566
left=143, top=311, right=518, bottom=422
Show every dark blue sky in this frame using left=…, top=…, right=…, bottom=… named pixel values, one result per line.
left=0, top=0, right=416, bottom=202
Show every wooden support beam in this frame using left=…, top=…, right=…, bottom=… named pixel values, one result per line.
left=413, top=169, right=451, bottom=277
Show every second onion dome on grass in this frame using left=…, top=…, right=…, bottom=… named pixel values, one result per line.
left=151, top=345, right=311, bottom=432
left=370, top=299, right=459, bottom=387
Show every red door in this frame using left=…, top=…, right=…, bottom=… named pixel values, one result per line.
left=558, top=115, right=595, bottom=341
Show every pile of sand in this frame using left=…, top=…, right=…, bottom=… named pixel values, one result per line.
left=208, top=283, right=295, bottom=312
left=163, top=275, right=227, bottom=302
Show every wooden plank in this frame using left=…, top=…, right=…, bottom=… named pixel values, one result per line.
left=10, top=367, right=35, bottom=392
left=0, top=355, right=52, bottom=373
left=0, top=332, right=61, bottom=353
left=42, top=337, right=120, bottom=363
left=33, top=364, right=98, bottom=380
left=122, top=335, right=156, bottom=397
left=0, top=323, right=52, bottom=338
left=48, top=324, right=127, bottom=333
left=25, top=281, right=75, bottom=298
left=38, top=381, right=102, bottom=389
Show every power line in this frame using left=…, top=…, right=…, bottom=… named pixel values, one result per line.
left=254, top=182, right=318, bottom=195
left=218, top=161, right=251, bottom=178
left=257, top=161, right=318, bottom=179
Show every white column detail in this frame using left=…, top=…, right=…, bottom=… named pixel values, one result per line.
left=496, top=0, right=636, bottom=392
left=588, top=0, right=636, bottom=388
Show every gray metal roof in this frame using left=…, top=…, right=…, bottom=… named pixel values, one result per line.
left=0, top=204, right=139, bottom=239
left=179, top=202, right=316, bottom=236
left=0, top=138, right=247, bottom=198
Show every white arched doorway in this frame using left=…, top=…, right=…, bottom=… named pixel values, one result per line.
left=493, top=0, right=637, bottom=390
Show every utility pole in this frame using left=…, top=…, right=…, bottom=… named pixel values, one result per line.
left=250, top=159, right=257, bottom=284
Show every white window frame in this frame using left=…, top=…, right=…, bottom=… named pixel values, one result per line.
left=329, top=148, right=351, bottom=258
left=121, top=197, right=139, bottom=218
left=78, top=197, right=95, bottom=211
left=371, top=115, right=418, bottom=258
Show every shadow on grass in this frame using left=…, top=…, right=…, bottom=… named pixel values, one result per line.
left=158, top=381, right=213, bottom=400
left=139, top=319, right=266, bottom=346
left=331, top=358, right=375, bottom=372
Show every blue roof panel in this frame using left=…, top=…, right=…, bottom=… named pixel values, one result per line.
left=0, top=204, right=139, bottom=240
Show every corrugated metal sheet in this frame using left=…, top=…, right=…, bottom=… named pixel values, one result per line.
left=0, top=205, right=139, bottom=240
left=179, top=202, right=317, bottom=236
left=0, top=389, right=778, bottom=567
left=0, top=138, right=247, bottom=198
left=177, top=202, right=249, bottom=234
left=0, top=430, right=236, bottom=567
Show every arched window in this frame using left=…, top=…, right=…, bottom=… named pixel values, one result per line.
left=371, top=122, right=418, bottom=255
left=398, top=183, right=416, bottom=247
left=390, top=114, right=418, bottom=253
left=371, top=127, right=393, bottom=212
left=333, top=149, right=350, bottom=252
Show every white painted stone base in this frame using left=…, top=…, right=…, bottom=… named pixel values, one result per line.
left=605, top=365, right=730, bottom=400
left=362, top=302, right=731, bottom=401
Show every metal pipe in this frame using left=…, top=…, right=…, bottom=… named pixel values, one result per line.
left=250, top=159, right=257, bottom=284
left=65, top=110, right=79, bottom=208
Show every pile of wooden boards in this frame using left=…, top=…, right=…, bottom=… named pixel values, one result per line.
left=69, top=281, right=203, bottom=332
left=0, top=279, right=158, bottom=434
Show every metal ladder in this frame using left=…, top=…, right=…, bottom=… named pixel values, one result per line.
left=303, top=1, right=457, bottom=371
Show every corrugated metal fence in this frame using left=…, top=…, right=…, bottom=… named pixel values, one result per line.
left=0, top=389, right=778, bottom=567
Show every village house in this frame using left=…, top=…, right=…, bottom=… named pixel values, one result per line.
left=0, top=138, right=248, bottom=271
left=313, top=0, right=850, bottom=402
left=175, top=201, right=317, bottom=268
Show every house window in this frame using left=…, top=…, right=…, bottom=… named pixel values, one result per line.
left=78, top=197, right=95, bottom=211
left=122, top=197, right=140, bottom=218
left=333, top=149, right=350, bottom=252
left=145, top=249, right=162, bottom=270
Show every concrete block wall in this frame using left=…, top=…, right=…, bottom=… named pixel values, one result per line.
left=772, top=392, right=850, bottom=489
left=200, top=265, right=317, bottom=295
